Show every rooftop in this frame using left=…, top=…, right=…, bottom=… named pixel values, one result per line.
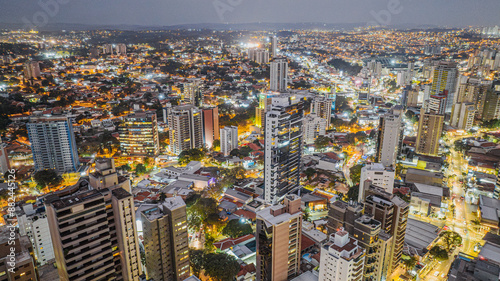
left=162, top=196, right=186, bottom=211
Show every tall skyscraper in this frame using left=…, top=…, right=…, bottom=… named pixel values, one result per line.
left=168, top=105, right=203, bottom=155
left=318, top=229, right=365, bottom=281
left=326, top=201, right=383, bottom=280
left=310, top=97, right=333, bottom=129
left=248, top=48, right=270, bottom=64
left=362, top=184, right=409, bottom=275
left=430, top=61, right=458, bottom=112
left=428, top=92, right=447, bottom=115
left=375, top=111, right=402, bottom=167
left=45, top=186, right=142, bottom=281
left=270, top=36, right=278, bottom=57
left=181, top=79, right=203, bottom=106
left=119, top=111, right=160, bottom=157
left=416, top=107, right=444, bottom=156
left=303, top=113, right=327, bottom=144
left=256, top=195, right=302, bottom=281
left=255, top=92, right=277, bottom=129
left=220, top=126, right=238, bottom=156
left=270, top=58, right=288, bottom=92
left=27, top=115, right=80, bottom=173
left=451, top=103, right=476, bottom=131
left=115, top=43, right=127, bottom=55
left=482, top=81, right=500, bottom=121
left=141, top=196, right=190, bottom=281
left=202, top=107, right=219, bottom=149
left=358, top=163, right=395, bottom=201
left=264, top=95, right=304, bottom=204
left=23, top=61, right=41, bottom=80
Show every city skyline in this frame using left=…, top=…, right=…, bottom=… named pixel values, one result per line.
left=1, top=17, right=500, bottom=281
left=0, top=0, right=499, bottom=29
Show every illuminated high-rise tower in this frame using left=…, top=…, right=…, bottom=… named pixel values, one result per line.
left=264, top=95, right=304, bottom=204
left=430, top=61, right=458, bottom=113
left=270, top=58, right=288, bottom=92
left=27, top=115, right=80, bottom=173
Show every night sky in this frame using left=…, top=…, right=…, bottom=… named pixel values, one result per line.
left=0, top=0, right=499, bottom=27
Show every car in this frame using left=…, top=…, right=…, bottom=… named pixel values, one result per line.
left=441, top=273, right=446, bottom=278
left=434, top=271, right=439, bottom=277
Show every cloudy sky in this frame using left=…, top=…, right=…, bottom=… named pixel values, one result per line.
left=0, top=0, right=499, bottom=28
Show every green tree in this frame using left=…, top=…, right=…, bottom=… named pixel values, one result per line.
left=222, top=219, right=253, bottom=238
left=304, top=167, right=316, bottom=179
left=33, top=169, right=62, bottom=189
left=212, top=139, right=220, bottom=151
left=203, top=252, right=240, bottom=281
left=189, top=249, right=205, bottom=277
left=440, top=231, right=462, bottom=251
left=349, top=164, right=363, bottom=185
left=178, top=148, right=206, bottom=165
left=143, top=157, right=153, bottom=168
left=402, top=256, right=417, bottom=271
left=120, top=164, right=131, bottom=172
left=346, top=185, right=359, bottom=201
left=429, top=245, right=449, bottom=261
left=135, top=164, right=147, bottom=175
left=314, top=136, right=332, bottom=150
left=187, top=197, right=219, bottom=229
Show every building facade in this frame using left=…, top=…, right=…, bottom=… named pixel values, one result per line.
left=416, top=107, right=444, bottom=156
left=45, top=186, right=142, bottom=281
left=430, top=61, right=458, bottom=112
left=303, top=113, right=327, bottom=144
left=119, top=111, right=160, bottom=157
left=141, top=197, right=190, bottom=281
left=264, top=95, right=304, bottom=204
left=27, top=115, right=80, bottom=173
left=220, top=126, right=238, bottom=156
left=358, top=163, right=395, bottom=201
left=270, top=58, right=288, bottom=92
left=318, top=229, right=365, bottom=281
left=375, top=112, right=402, bottom=167
left=168, top=105, right=203, bottom=155
left=256, top=195, right=302, bottom=281
left=202, top=107, right=219, bottom=149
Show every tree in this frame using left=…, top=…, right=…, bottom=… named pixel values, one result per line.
left=402, top=256, right=417, bottom=271
left=346, top=185, right=359, bottom=202
left=33, top=169, right=62, bottom=189
left=440, top=231, right=462, bottom=251
left=188, top=197, right=219, bottom=229
left=304, top=167, right=316, bottom=179
left=178, top=148, right=206, bottom=165
left=143, top=157, right=153, bottom=168
left=222, top=219, right=253, bottom=238
left=303, top=208, right=311, bottom=221
left=314, top=136, right=332, bottom=150
left=120, top=164, right=131, bottom=172
left=203, top=252, right=240, bottom=281
left=349, top=164, right=363, bottom=185
left=212, top=139, right=220, bottom=151
left=429, top=245, right=449, bottom=261
left=189, top=249, right=205, bottom=277
left=135, top=164, right=147, bottom=175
